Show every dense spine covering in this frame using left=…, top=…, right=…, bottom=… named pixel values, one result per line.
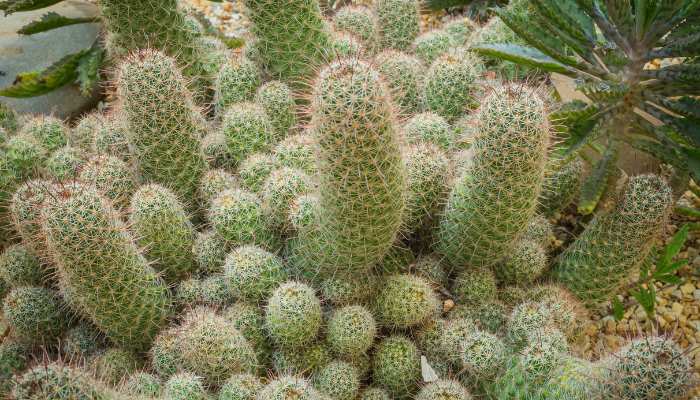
left=372, top=335, right=421, bottom=399
left=242, top=0, right=331, bottom=86
left=552, top=175, right=672, bottom=305
left=538, top=157, right=585, bottom=216
left=208, top=188, right=277, bottom=249
left=223, top=245, right=288, bottom=303
left=3, top=286, right=68, bottom=344
left=423, top=48, right=482, bottom=121
left=326, top=305, right=377, bottom=358
left=129, top=184, right=196, bottom=282
left=13, top=362, right=122, bottom=400
left=413, top=30, right=453, bottom=65
left=437, top=85, right=549, bottom=270
left=116, top=50, right=207, bottom=206
left=375, top=274, right=440, bottom=329
left=374, top=50, right=424, bottom=114
left=333, top=6, right=378, bottom=49
left=255, top=81, right=297, bottom=138
left=215, top=57, right=262, bottom=114
left=0, top=244, right=45, bottom=287
left=41, top=186, right=171, bottom=350
left=293, top=58, right=406, bottom=278
left=220, top=102, right=277, bottom=167
left=79, top=154, right=136, bottom=209
left=313, top=360, right=361, bottom=400
left=374, top=0, right=420, bottom=51
left=264, top=281, right=322, bottom=349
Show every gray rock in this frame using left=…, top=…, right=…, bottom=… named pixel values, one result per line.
left=0, top=1, right=101, bottom=119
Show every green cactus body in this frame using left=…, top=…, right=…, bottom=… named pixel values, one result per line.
left=61, top=322, right=106, bottom=360
left=164, top=373, right=209, bottom=400
left=90, top=348, right=142, bottom=386
left=404, top=253, right=449, bottom=287
left=374, top=0, right=420, bottom=51
left=470, top=16, right=532, bottom=80
left=223, top=245, right=287, bottom=303
left=9, top=180, right=55, bottom=252
left=313, top=360, right=361, bottom=400
left=97, top=0, right=212, bottom=100
left=265, top=281, right=322, bottom=350
left=552, top=175, right=672, bottom=305
left=333, top=5, right=377, bottom=49
left=538, top=157, right=584, bottom=216
left=220, top=102, right=276, bottom=167
left=93, top=115, right=131, bottom=161
left=79, top=154, right=137, bottom=209
left=255, top=81, right=297, bottom=138
left=3, top=286, right=68, bottom=344
left=413, top=30, right=453, bottom=65
left=193, top=230, right=228, bottom=276
left=208, top=188, right=277, bottom=249
left=202, top=132, right=234, bottom=170
left=423, top=48, right=482, bottom=121
left=12, top=362, right=123, bottom=400
left=437, top=85, right=549, bottom=270
left=45, top=146, right=85, bottom=181
left=443, top=17, right=477, bottom=46
left=129, top=184, right=196, bottom=282
left=375, top=273, right=440, bottom=329
left=294, top=58, right=406, bottom=278
left=222, top=302, right=271, bottom=370
left=262, top=167, right=313, bottom=230
left=123, top=372, right=162, bottom=398
left=271, top=343, right=332, bottom=377
left=496, top=239, right=547, bottom=285
left=416, top=379, right=471, bottom=400
left=372, top=335, right=421, bottom=399
left=326, top=305, right=377, bottom=358
left=41, top=186, right=171, bottom=350
left=374, top=50, right=424, bottom=114
left=0, top=340, right=28, bottom=396
left=273, top=134, right=316, bottom=176
left=258, top=376, right=325, bottom=400
left=0, top=244, right=45, bottom=287
left=70, top=113, right=101, bottom=152
left=404, top=112, right=455, bottom=151
left=117, top=50, right=207, bottom=205
left=238, top=153, right=278, bottom=193
left=5, top=134, right=47, bottom=179
left=360, top=387, right=392, bottom=400
left=540, top=357, right=602, bottom=400
left=215, top=57, right=262, bottom=115
left=404, top=142, right=451, bottom=236
left=20, top=116, right=67, bottom=152
left=451, top=267, right=497, bottom=305
left=330, top=30, right=366, bottom=58
left=242, top=0, right=331, bottom=86
left=219, top=374, right=262, bottom=400
left=200, top=169, right=238, bottom=202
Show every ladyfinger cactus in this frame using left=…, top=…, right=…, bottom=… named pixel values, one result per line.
left=423, top=48, right=482, bottom=121
left=223, top=245, right=288, bottom=303
left=372, top=335, right=421, bottom=399
left=374, top=50, right=424, bottom=114
left=375, top=274, right=440, bottom=330
left=326, top=305, right=377, bottom=358
left=45, top=146, right=85, bottom=181
left=255, top=81, right=297, bottom=138
left=129, top=184, right=196, bottom=282
left=313, top=361, right=361, bottom=400
left=40, top=186, right=171, bottom=350
left=265, top=281, right=322, bottom=350
left=79, top=154, right=136, bottom=209
left=552, top=175, right=672, bottom=305
left=117, top=50, right=207, bottom=205
left=374, top=0, right=420, bottom=51
left=215, top=57, right=262, bottom=115
left=208, top=188, right=277, bottom=249
left=437, top=85, right=549, bottom=270
left=220, top=102, right=276, bottom=167
left=3, top=286, right=69, bottom=344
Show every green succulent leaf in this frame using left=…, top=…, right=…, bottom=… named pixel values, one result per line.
left=660, top=223, right=690, bottom=267
left=76, top=45, right=103, bottom=96
left=17, top=12, right=96, bottom=35
left=577, top=142, right=618, bottom=215
left=0, top=49, right=87, bottom=98
left=631, top=286, right=656, bottom=318
left=611, top=297, right=625, bottom=321
left=0, top=0, right=64, bottom=15
left=424, top=0, right=473, bottom=10
left=470, top=43, right=573, bottom=74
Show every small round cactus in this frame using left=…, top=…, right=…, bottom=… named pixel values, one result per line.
left=9, top=180, right=53, bottom=251
left=238, top=153, right=278, bottom=193
left=209, top=188, right=277, bottom=249
left=326, top=305, right=376, bottom=358
left=440, top=317, right=478, bottom=360
left=318, top=273, right=379, bottom=307
left=61, top=322, right=106, bottom=360
left=223, top=245, right=288, bottom=303
left=70, top=113, right=101, bottom=152
left=164, top=373, right=209, bottom=400
left=405, top=254, right=449, bottom=287
left=273, top=134, right=316, bottom=176
left=215, top=57, right=262, bottom=115
left=0, top=244, right=45, bottom=287
left=13, top=362, right=118, bottom=399
left=458, top=330, right=508, bottom=379
left=413, top=30, right=453, bottom=65
left=3, top=286, right=68, bottom=344
left=257, top=376, right=324, bottom=400
left=221, top=102, right=276, bottom=166
left=360, top=387, right=392, bottom=400
left=265, top=281, right=322, bottom=349
left=151, top=327, right=181, bottom=378
left=262, top=167, right=313, bottom=229
left=90, top=347, right=142, bottom=385
left=200, top=169, right=238, bottom=202
left=255, top=81, right=297, bottom=138
left=193, top=230, right=228, bottom=276
left=45, top=146, right=85, bottom=181
left=313, top=360, right=361, bottom=400
left=404, top=143, right=451, bottom=236
left=442, top=17, right=477, bottom=46
left=518, top=327, right=569, bottom=383
left=451, top=267, right=497, bottom=305
left=123, top=372, right=162, bottom=397
left=524, top=214, right=553, bottom=247
left=416, top=379, right=472, bottom=400
left=202, top=132, right=235, bottom=170
left=374, top=274, right=440, bottom=329
left=93, top=115, right=131, bottom=160
left=404, top=112, right=454, bottom=151
left=374, top=0, right=420, bottom=51
left=219, top=373, right=262, bottom=400
left=79, top=154, right=136, bottom=209
left=496, top=239, right=547, bottom=285
left=5, top=134, right=47, bottom=179
left=372, top=335, right=421, bottom=399
left=423, top=48, right=483, bottom=121
left=506, top=301, right=556, bottom=348
left=20, top=115, right=67, bottom=152
left=333, top=5, right=377, bottom=48
left=272, top=343, right=332, bottom=377
left=374, top=50, right=423, bottom=114
left=129, top=184, right=196, bottom=282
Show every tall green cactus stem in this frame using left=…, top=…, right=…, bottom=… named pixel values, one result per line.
left=423, top=48, right=483, bottom=121
left=255, top=81, right=297, bottom=138
left=116, top=50, right=207, bottom=206
left=333, top=6, right=378, bottom=49
left=13, top=362, right=122, bottom=400
left=295, top=58, right=406, bottom=277
left=374, top=0, right=420, bottom=51
left=40, top=186, right=171, bottom=350
left=129, top=184, right=196, bottom=282
left=9, top=180, right=54, bottom=254
left=552, top=174, right=672, bottom=306
left=97, top=0, right=212, bottom=100
left=242, top=0, right=331, bottom=86
left=372, top=335, right=421, bottom=399
left=437, top=85, right=550, bottom=270
left=79, top=154, right=136, bottom=209
left=215, top=57, right=262, bottom=115
left=374, top=50, right=424, bottom=114
left=538, top=157, right=585, bottom=217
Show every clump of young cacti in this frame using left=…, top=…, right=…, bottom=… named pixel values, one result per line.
left=41, top=185, right=171, bottom=350
left=215, top=57, right=262, bottom=114
left=552, top=174, right=673, bottom=306
left=265, top=281, right=322, bottom=350
left=374, top=50, right=424, bottom=114
left=221, top=102, right=277, bottom=167
left=117, top=50, right=207, bottom=206
left=262, top=167, right=313, bottom=230
left=423, top=48, right=483, bottom=121
left=3, top=286, right=68, bottom=344
left=437, top=84, right=549, bottom=270
left=273, top=134, right=317, bottom=176
left=372, top=335, right=421, bottom=399
left=374, top=0, right=420, bottom=51
left=239, top=152, right=278, bottom=193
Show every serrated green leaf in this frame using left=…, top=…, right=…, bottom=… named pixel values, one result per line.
left=683, top=146, right=700, bottom=184
left=661, top=223, right=690, bottom=266
left=471, top=43, right=572, bottom=74
left=632, top=286, right=656, bottom=317
left=76, top=46, right=103, bottom=96
left=676, top=206, right=700, bottom=219
left=0, top=50, right=87, bottom=98
left=0, top=0, right=64, bottom=15
left=656, top=274, right=683, bottom=285
left=578, top=142, right=619, bottom=214
left=17, top=12, right=96, bottom=35
left=612, top=297, right=625, bottom=321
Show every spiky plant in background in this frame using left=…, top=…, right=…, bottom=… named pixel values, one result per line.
left=374, top=0, right=421, bottom=51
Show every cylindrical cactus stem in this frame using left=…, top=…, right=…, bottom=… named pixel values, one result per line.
left=374, top=0, right=420, bottom=51
left=293, top=58, right=406, bottom=277
left=116, top=50, right=207, bottom=207
left=552, top=174, right=673, bottom=306
left=40, top=185, right=171, bottom=350
left=437, top=85, right=550, bottom=270
left=242, top=0, right=332, bottom=87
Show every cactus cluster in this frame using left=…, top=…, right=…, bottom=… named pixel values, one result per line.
left=0, top=2, right=693, bottom=399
